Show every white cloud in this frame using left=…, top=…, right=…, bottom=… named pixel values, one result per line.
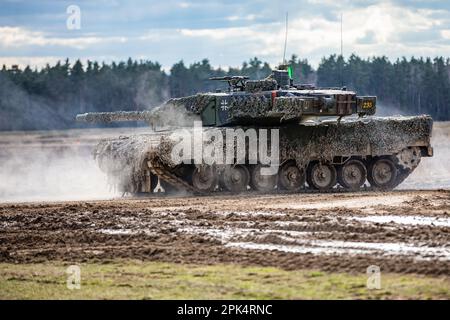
left=1, top=1, right=450, bottom=69
left=0, top=27, right=127, bottom=50
left=442, top=30, right=450, bottom=39
left=172, top=2, right=450, bottom=66
left=178, top=2, right=191, bottom=9
left=226, top=14, right=257, bottom=22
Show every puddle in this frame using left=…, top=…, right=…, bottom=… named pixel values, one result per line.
left=226, top=240, right=450, bottom=261
left=98, top=228, right=136, bottom=235
left=265, top=229, right=312, bottom=237
left=177, top=226, right=255, bottom=241
left=177, top=226, right=311, bottom=242
left=272, top=220, right=317, bottom=227
left=145, top=206, right=187, bottom=211
left=348, top=215, right=450, bottom=227
left=213, top=211, right=286, bottom=217
left=178, top=223, right=450, bottom=260
left=98, top=228, right=158, bottom=236
left=98, top=208, right=450, bottom=262
left=226, top=242, right=372, bottom=256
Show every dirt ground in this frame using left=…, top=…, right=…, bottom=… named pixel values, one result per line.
left=0, top=190, right=449, bottom=277
left=0, top=123, right=449, bottom=290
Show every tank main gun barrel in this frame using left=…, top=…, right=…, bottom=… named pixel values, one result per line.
left=76, top=111, right=156, bottom=123
left=209, top=76, right=250, bottom=81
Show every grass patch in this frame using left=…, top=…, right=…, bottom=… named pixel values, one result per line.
left=0, top=260, right=448, bottom=299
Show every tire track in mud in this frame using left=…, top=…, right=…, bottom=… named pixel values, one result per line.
left=0, top=190, right=449, bottom=276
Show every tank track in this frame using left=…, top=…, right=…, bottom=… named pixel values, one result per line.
left=144, top=157, right=415, bottom=197
left=149, top=162, right=197, bottom=193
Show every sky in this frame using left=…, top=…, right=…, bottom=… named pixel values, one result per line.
left=1, top=0, right=450, bottom=71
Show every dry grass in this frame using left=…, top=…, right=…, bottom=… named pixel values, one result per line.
left=0, top=260, right=448, bottom=300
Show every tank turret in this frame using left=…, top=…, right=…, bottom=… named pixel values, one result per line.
left=77, top=65, right=376, bottom=127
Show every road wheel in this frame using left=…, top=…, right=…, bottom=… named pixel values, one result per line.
left=221, top=165, right=250, bottom=193
left=306, top=162, right=337, bottom=191
left=337, top=159, right=367, bottom=191
left=250, top=164, right=278, bottom=192
left=192, top=165, right=217, bottom=192
left=367, top=157, right=397, bottom=190
left=278, top=161, right=305, bottom=191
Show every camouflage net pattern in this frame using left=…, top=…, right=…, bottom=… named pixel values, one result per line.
left=245, top=79, right=277, bottom=93
left=273, top=97, right=316, bottom=121
left=76, top=110, right=155, bottom=123
left=228, top=95, right=272, bottom=119
left=94, top=132, right=166, bottom=193
left=167, top=94, right=215, bottom=114
left=93, top=115, right=432, bottom=193
left=281, top=115, right=432, bottom=169
left=76, top=94, right=214, bottom=125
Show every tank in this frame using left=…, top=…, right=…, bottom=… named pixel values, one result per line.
left=76, top=66, right=433, bottom=195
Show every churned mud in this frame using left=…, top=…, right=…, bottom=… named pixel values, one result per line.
left=0, top=125, right=449, bottom=277
left=0, top=190, right=449, bottom=276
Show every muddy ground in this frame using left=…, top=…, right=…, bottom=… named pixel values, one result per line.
left=0, top=124, right=449, bottom=279
left=0, top=190, right=449, bottom=276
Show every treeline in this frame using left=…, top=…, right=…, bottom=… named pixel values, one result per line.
left=0, top=54, right=449, bottom=130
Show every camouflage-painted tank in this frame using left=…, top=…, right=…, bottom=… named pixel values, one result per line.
left=76, top=66, right=433, bottom=195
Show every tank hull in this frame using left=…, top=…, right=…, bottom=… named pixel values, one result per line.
left=94, top=115, right=433, bottom=194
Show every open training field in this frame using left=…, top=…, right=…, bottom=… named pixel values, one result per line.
left=0, top=123, right=449, bottom=299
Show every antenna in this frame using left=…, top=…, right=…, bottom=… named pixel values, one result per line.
left=340, top=13, right=343, bottom=57
left=340, top=13, right=343, bottom=87
left=282, top=12, right=288, bottom=64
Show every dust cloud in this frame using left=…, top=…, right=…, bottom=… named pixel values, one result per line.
left=0, top=69, right=171, bottom=203
left=400, top=122, right=450, bottom=189
left=0, top=130, right=119, bottom=203
left=376, top=103, right=450, bottom=189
